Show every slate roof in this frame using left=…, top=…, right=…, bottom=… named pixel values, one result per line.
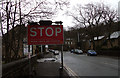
left=110, top=31, right=120, bottom=39
left=93, top=31, right=120, bottom=40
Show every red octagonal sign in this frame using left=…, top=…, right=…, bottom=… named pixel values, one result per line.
left=27, top=25, right=64, bottom=45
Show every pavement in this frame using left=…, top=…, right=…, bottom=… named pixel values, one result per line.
left=32, top=52, right=70, bottom=78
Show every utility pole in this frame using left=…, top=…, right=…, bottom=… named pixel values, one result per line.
left=0, top=12, right=1, bottom=32
left=78, top=32, right=79, bottom=42
left=118, top=1, right=120, bottom=21
left=0, top=12, right=2, bottom=78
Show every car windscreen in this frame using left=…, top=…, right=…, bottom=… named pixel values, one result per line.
left=89, top=50, right=95, bottom=52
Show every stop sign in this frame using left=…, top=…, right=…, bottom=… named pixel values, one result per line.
left=27, top=25, right=64, bottom=45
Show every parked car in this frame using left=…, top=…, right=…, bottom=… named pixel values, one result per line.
left=74, top=49, right=83, bottom=54
left=49, top=49, right=52, bottom=52
left=87, top=50, right=97, bottom=56
left=50, top=49, right=55, bottom=53
left=46, top=50, right=49, bottom=53
left=53, top=50, right=59, bottom=55
left=70, top=49, right=74, bottom=53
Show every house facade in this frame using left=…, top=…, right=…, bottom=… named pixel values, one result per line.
left=64, top=38, right=76, bottom=50
left=2, top=25, right=36, bottom=63
left=89, top=31, right=120, bottom=50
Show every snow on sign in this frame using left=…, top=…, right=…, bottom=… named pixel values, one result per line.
left=27, top=25, right=64, bottom=45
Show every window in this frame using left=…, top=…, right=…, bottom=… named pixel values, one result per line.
left=65, top=42, right=67, bottom=44
left=68, top=42, right=70, bottom=45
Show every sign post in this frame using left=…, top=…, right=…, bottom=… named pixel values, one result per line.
left=27, top=21, right=64, bottom=70
left=61, top=45, right=64, bottom=70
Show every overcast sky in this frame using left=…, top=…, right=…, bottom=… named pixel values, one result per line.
left=54, top=0, right=120, bottom=29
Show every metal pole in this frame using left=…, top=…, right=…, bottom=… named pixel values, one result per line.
left=32, top=45, right=33, bottom=55
left=28, top=45, right=31, bottom=76
left=61, top=45, right=63, bottom=69
left=0, top=12, right=2, bottom=78
left=41, top=45, right=42, bottom=52
left=28, top=45, right=30, bottom=55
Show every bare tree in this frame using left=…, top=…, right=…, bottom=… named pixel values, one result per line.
left=1, top=0, right=69, bottom=34
left=102, top=5, right=117, bottom=47
left=0, top=0, right=69, bottom=63
left=67, top=2, right=117, bottom=49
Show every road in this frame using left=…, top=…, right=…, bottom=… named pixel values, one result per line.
left=57, top=52, right=119, bottom=76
